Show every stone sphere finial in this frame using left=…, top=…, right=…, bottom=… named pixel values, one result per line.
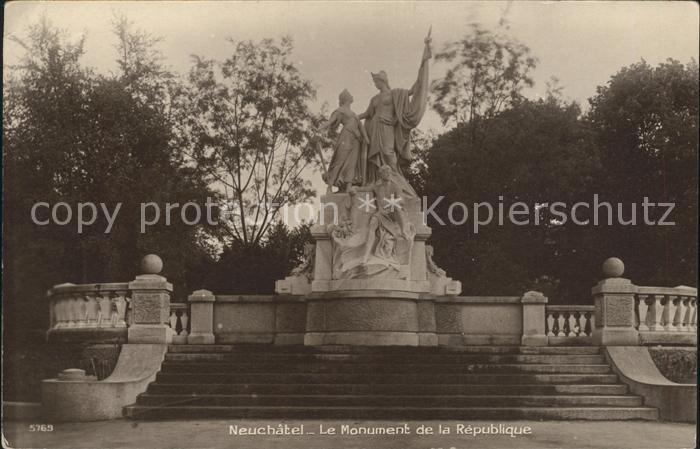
left=602, top=257, right=624, bottom=278
left=140, top=254, right=163, bottom=275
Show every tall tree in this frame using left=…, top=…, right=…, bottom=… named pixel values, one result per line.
left=3, top=18, right=94, bottom=329
left=431, top=24, right=537, bottom=141
left=421, top=96, right=601, bottom=302
left=3, top=17, right=217, bottom=335
left=173, top=37, right=320, bottom=247
left=205, top=221, right=312, bottom=294
left=587, top=59, right=698, bottom=286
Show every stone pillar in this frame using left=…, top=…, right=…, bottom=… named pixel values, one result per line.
left=187, top=289, right=216, bottom=344
left=310, top=223, right=333, bottom=292
left=592, top=257, right=639, bottom=346
left=416, top=299, right=438, bottom=346
left=127, top=254, right=173, bottom=344
left=521, top=291, right=548, bottom=346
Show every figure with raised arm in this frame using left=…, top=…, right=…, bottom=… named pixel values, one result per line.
left=358, top=29, right=432, bottom=197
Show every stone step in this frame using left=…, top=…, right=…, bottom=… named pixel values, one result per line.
left=123, top=405, right=658, bottom=420
left=154, top=372, right=620, bottom=384
left=135, top=394, right=643, bottom=407
left=158, top=362, right=611, bottom=374
left=147, top=383, right=630, bottom=396
left=167, top=345, right=601, bottom=355
left=164, top=353, right=606, bottom=365
left=508, top=347, right=601, bottom=354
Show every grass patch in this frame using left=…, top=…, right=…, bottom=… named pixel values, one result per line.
left=649, top=346, right=697, bottom=384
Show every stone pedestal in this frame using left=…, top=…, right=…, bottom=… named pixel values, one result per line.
left=417, top=299, right=438, bottom=346
left=304, top=290, right=424, bottom=346
left=592, top=261, right=639, bottom=346
left=521, top=291, right=548, bottom=346
left=187, top=289, right=216, bottom=344
left=307, top=193, right=459, bottom=295
left=127, top=273, right=173, bottom=344
left=280, top=192, right=461, bottom=346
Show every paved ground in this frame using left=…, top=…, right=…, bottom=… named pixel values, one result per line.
left=3, top=419, right=696, bottom=449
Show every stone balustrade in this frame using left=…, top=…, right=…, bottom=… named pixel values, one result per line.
left=46, top=254, right=696, bottom=348
left=47, top=283, right=130, bottom=341
left=168, top=302, right=190, bottom=344
left=592, top=257, right=697, bottom=346
left=635, top=287, right=697, bottom=333
left=545, top=305, right=595, bottom=345
left=546, top=305, right=595, bottom=338
left=47, top=254, right=174, bottom=344
left=635, top=286, right=697, bottom=345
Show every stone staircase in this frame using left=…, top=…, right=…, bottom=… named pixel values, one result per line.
left=124, top=345, right=658, bottom=420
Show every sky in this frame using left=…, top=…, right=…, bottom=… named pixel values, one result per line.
left=4, top=1, right=698, bottom=130
left=3, top=1, right=699, bottom=220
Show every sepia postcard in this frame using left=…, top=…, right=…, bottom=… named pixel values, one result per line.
left=2, top=1, right=697, bottom=448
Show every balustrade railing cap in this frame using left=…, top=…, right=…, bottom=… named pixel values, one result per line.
left=521, top=291, right=548, bottom=304
left=674, top=285, right=698, bottom=295
left=592, top=277, right=635, bottom=295
left=545, top=305, right=595, bottom=311
left=98, top=282, right=129, bottom=292
left=72, top=284, right=103, bottom=294
left=637, top=286, right=685, bottom=296
left=46, top=283, right=76, bottom=296
left=129, top=274, right=173, bottom=292
left=188, top=289, right=216, bottom=302
left=47, top=283, right=102, bottom=297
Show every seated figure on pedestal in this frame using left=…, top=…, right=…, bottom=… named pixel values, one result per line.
left=330, top=165, right=415, bottom=279
left=362, top=165, right=415, bottom=268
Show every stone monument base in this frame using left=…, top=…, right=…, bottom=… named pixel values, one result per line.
left=273, top=191, right=460, bottom=346
left=303, top=290, right=437, bottom=346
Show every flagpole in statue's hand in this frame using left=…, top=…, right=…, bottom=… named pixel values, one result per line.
left=422, top=25, right=432, bottom=62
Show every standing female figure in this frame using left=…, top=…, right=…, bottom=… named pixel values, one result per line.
left=318, top=89, right=369, bottom=192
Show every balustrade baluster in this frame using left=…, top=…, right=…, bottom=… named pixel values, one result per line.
left=572, top=311, right=581, bottom=336
left=50, top=297, right=58, bottom=329
left=67, top=294, right=80, bottom=327
left=676, top=297, right=688, bottom=332
left=112, top=292, right=128, bottom=327
left=98, top=292, right=112, bottom=327
left=637, top=295, right=650, bottom=331
left=664, top=295, right=678, bottom=332
left=556, top=312, right=565, bottom=337
left=169, top=310, right=178, bottom=333
left=680, top=297, right=691, bottom=332
left=55, top=296, right=68, bottom=328
left=546, top=311, right=555, bottom=337
left=583, top=311, right=593, bottom=336
left=125, top=299, right=133, bottom=326
left=180, top=311, right=189, bottom=337
left=562, top=312, right=572, bottom=336
left=86, top=293, right=99, bottom=326
left=648, top=294, right=664, bottom=331
left=78, top=295, right=89, bottom=327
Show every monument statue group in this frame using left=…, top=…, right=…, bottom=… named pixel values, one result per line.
left=290, top=30, right=450, bottom=284
left=319, top=29, right=431, bottom=198
left=276, top=30, right=460, bottom=345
